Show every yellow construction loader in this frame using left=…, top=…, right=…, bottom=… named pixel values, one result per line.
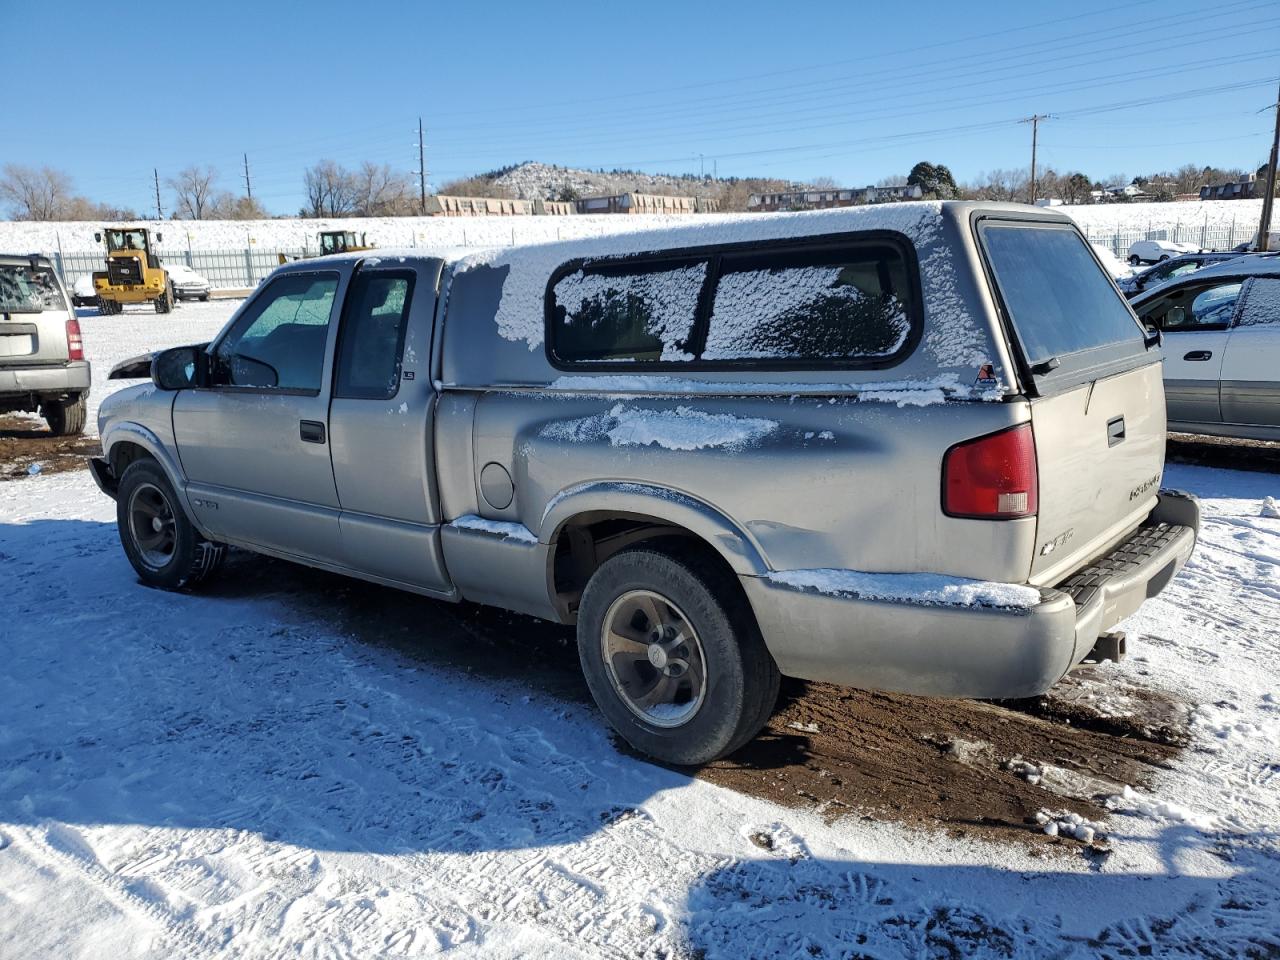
left=278, top=230, right=376, bottom=265
left=92, top=226, right=174, bottom=314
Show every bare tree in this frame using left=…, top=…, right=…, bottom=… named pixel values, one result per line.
left=168, top=165, right=220, bottom=219
left=351, top=162, right=412, bottom=216
left=0, top=164, right=74, bottom=220
left=303, top=160, right=357, bottom=217
left=207, top=192, right=268, bottom=220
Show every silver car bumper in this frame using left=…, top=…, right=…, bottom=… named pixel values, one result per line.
left=0, top=360, right=91, bottom=397
left=742, top=490, right=1199, bottom=699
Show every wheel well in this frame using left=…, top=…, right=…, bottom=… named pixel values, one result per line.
left=550, top=514, right=742, bottom=621
left=109, top=440, right=153, bottom=478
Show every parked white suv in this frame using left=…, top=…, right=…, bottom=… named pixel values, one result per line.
left=1128, top=239, right=1200, bottom=265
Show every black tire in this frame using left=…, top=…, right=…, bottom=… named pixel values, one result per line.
left=117, top=458, right=224, bottom=589
left=199, top=293, right=210, bottom=302
left=576, top=544, right=780, bottom=765
left=44, top=394, right=87, bottom=436
left=1128, top=255, right=1141, bottom=266
left=155, top=285, right=174, bottom=314
left=1158, top=254, right=1170, bottom=262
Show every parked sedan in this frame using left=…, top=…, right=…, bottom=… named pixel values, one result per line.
left=1130, top=253, right=1280, bottom=441
left=166, top=263, right=211, bottom=301
left=1127, top=239, right=1200, bottom=265
left=1117, top=252, right=1245, bottom=298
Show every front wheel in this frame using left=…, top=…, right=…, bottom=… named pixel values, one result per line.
left=44, top=394, right=87, bottom=436
left=117, top=459, right=224, bottom=589
left=576, top=545, right=779, bottom=765
left=1128, top=254, right=1141, bottom=266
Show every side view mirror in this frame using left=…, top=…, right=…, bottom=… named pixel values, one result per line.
left=152, top=344, right=205, bottom=390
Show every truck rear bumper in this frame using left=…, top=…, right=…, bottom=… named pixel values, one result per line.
left=742, top=489, right=1199, bottom=699
left=0, top=360, right=91, bottom=397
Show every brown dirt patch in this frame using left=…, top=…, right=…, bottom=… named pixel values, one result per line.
left=0, top=414, right=101, bottom=480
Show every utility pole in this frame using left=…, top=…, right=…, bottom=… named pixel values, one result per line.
left=243, top=153, right=253, bottom=200
left=1258, top=80, right=1280, bottom=252
left=1020, top=114, right=1050, bottom=204
left=418, top=116, right=427, bottom=214
left=153, top=168, right=163, bottom=220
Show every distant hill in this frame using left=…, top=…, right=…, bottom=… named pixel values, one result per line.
left=440, top=161, right=790, bottom=211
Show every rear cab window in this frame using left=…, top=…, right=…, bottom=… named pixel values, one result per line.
left=977, top=220, right=1149, bottom=389
left=546, top=235, right=920, bottom=370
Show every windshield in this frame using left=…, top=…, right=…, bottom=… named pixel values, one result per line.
left=0, top=263, right=67, bottom=314
left=106, top=229, right=148, bottom=252
left=980, top=222, right=1145, bottom=367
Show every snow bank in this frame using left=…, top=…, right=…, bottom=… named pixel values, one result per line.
left=765, top=569, right=1041, bottom=609
left=543, top=403, right=778, bottom=451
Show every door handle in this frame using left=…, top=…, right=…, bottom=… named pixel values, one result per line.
left=1183, top=350, right=1212, bottom=362
left=1106, top=415, right=1125, bottom=446
left=299, top=420, right=326, bottom=444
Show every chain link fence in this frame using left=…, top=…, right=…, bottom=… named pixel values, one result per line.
left=1080, top=220, right=1259, bottom=259
left=50, top=247, right=306, bottom=291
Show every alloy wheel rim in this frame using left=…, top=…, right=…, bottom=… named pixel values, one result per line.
left=128, top=482, right=177, bottom=569
left=600, top=589, right=707, bottom=729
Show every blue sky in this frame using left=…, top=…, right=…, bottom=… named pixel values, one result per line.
left=14, top=0, right=1280, bottom=215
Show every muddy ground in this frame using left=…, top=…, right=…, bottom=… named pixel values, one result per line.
left=0, top=414, right=101, bottom=480
left=11, top=430, right=1275, bottom=853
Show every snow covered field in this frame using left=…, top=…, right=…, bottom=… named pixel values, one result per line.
left=2, top=305, right=1279, bottom=958
left=0, top=199, right=1264, bottom=254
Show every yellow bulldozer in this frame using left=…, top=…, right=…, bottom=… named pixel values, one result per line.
left=278, top=230, right=376, bottom=266
left=92, top=226, right=174, bottom=315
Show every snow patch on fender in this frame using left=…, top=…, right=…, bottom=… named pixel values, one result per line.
left=542, top=403, right=778, bottom=451
left=449, top=514, right=538, bottom=543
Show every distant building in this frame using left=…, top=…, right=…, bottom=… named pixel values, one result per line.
left=1200, top=174, right=1262, bottom=201
left=575, top=193, right=717, bottom=214
left=746, top=184, right=923, bottom=212
left=422, top=196, right=578, bottom=217
left=425, top=195, right=536, bottom=216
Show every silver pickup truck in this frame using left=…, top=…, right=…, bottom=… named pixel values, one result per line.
left=92, top=202, right=1199, bottom=764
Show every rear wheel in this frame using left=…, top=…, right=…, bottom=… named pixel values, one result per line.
left=1128, top=254, right=1141, bottom=266
left=576, top=544, right=779, bottom=765
left=43, top=394, right=87, bottom=436
left=117, top=459, right=224, bottom=589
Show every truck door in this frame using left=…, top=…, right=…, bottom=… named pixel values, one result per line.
left=1219, top=277, right=1280, bottom=428
left=173, top=269, right=347, bottom=563
left=327, top=259, right=453, bottom=594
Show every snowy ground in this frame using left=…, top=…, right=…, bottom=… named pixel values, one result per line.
left=0, top=198, right=1263, bottom=254
left=2, top=306, right=1279, bottom=958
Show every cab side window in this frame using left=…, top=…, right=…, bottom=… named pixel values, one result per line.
left=334, top=271, right=415, bottom=399
left=1141, top=281, right=1243, bottom=332
left=211, top=272, right=339, bottom=392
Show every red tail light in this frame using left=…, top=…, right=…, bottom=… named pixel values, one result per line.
left=66, top=318, right=84, bottom=361
left=943, top=424, right=1038, bottom=519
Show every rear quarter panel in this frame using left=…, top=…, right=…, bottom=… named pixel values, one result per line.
left=469, top=390, right=1038, bottom=583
